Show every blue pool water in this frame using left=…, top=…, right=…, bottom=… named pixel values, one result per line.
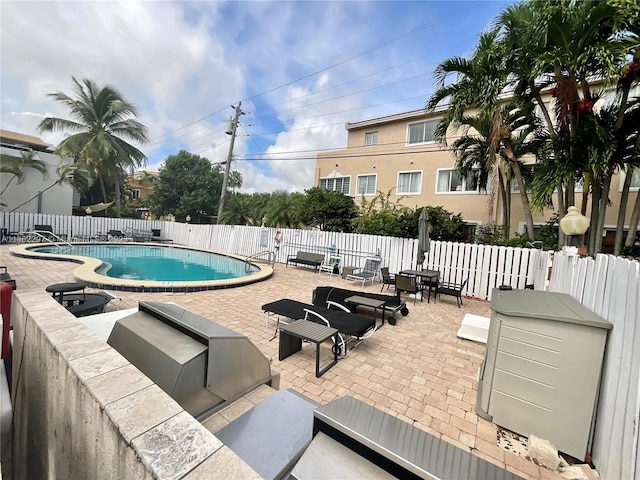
left=30, top=244, right=258, bottom=282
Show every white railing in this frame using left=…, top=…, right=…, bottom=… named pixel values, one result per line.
left=5, top=211, right=636, bottom=478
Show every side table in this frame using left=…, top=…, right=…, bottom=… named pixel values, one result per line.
left=279, top=320, right=338, bottom=377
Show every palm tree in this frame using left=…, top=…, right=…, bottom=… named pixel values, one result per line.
left=0, top=151, right=48, bottom=202
left=265, top=191, right=303, bottom=228
left=496, top=0, right=639, bottom=252
left=220, top=194, right=260, bottom=225
left=427, top=30, right=537, bottom=239
left=37, top=77, right=149, bottom=217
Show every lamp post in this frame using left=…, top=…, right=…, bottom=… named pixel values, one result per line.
left=559, top=206, right=589, bottom=256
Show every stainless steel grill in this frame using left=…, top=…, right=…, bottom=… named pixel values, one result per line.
left=107, top=301, right=273, bottom=420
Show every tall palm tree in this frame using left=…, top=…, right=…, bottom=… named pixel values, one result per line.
left=37, top=77, right=149, bottom=217
left=427, top=30, right=537, bottom=239
left=496, top=0, right=639, bottom=252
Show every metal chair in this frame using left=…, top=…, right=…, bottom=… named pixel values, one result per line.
left=380, top=267, right=396, bottom=292
left=345, top=257, right=381, bottom=287
left=395, top=274, right=422, bottom=304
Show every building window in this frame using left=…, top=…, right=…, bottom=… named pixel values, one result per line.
left=436, top=169, right=481, bottom=193
left=407, top=118, right=439, bottom=145
left=631, top=169, right=640, bottom=189
left=397, top=171, right=422, bottom=194
left=365, top=131, right=378, bottom=147
left=356, top=174, right=377, bottom=195
left=131, top=189, right=141, bottom=199
left=320, top=176, right=350, bottom=195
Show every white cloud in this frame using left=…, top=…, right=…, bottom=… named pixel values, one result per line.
left=1, top=0, right=512, bottom=194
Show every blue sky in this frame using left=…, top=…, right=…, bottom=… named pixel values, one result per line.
left=1, top=0, right=514, bottom=193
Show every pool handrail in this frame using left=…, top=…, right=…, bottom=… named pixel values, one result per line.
left=245, top=250, right=276, bottom=270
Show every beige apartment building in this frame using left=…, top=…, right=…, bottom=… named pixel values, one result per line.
left=316, top=106, right=639, bottom=249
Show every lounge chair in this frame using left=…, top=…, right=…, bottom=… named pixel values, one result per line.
left=262, top=298, right=377, bottom=356
left=380, top=267, right=395, bottom=292
left=345, top=257, right=381, bottom=287
left=312, top=286, right=409, bottom=326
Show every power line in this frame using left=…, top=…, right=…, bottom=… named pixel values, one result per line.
left=144, top=3, right=481, bottom=145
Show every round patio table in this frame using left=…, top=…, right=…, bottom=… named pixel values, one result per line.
left=46, top=282, right=86, bottom=303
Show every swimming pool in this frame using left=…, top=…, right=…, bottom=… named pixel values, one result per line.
left=12, top=243, right=273, bottom=292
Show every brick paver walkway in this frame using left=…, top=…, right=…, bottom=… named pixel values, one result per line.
left=0, top=244, right=565, bottom=480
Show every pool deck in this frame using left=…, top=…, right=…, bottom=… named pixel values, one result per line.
left=0, top=244, right=565, bottom=480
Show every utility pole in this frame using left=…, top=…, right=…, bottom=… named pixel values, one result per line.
left=217, top=102, right=243, bottom=222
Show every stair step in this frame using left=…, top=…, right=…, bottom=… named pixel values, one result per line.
left=291, top=431, right=396, bottom=479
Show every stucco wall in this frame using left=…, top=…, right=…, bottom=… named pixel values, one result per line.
left=9, top=290, right=259, bottom=479
left=0, top=147, right=74, bottom=215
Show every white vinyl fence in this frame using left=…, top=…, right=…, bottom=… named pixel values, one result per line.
left=549, top=253, right=640, bottom=480
left=5, top=212, right=636, bottom=478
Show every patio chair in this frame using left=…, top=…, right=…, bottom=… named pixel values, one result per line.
left=107, top=230, right=128, bottom=242
left=0, top=266, right=16, bottom=290
left=380, top=267, right=395, bottom=292
left=345, top=257, right=381, bottom=287
left=395, top=273, right=422, bottom=305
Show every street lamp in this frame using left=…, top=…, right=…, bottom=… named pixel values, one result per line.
left=185, top=215, right=191, bottom=223
left=559, top=206, right=589, bottom=256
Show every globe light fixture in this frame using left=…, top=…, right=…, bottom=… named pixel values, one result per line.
left=85, top=207, right=92, bottom=216
left=186, top=215, right=191, bottom=223
left=559, top=206, right=589, bottom=256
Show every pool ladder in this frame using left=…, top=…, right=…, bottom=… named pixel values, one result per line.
left=245, top=250, right=276, bottom=272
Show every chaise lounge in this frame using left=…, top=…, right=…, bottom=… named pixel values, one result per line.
left=313, top=285, right=409, bottom=325
left=262, top=298, right=377, bottom=356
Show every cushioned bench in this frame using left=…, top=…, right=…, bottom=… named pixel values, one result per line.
left=286, top=251, right=325, bottom=271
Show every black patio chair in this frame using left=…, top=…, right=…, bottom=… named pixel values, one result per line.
left=395, top=273, right=422, bottom=304
left=380, top=267, right=396, bottom=292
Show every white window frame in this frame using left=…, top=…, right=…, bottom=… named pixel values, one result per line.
left=356, top=174, right=377, bottom=196
left=436, top=168, right=483, bottom=194
left=619, top=169, right=640, bottom=192
left=365, top=131, right=378, bottom=147
left=319, top=175, right=351, bottom=195
left=406, top=118, right=439, bottom=146
left=131, top=188, right=141, bottom=200
left=396, top=170, right=422, bottom=195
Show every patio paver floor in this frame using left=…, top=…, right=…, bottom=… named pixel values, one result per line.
left=0, top=244, right=566, bottom=480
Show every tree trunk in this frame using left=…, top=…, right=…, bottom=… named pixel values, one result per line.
left=504, top=175, right=511, bottom=240
left=588, top=180, right=601, bottom=253
left=114, top=170, right=122, bottom=218
left=614, top=168, right=633, bottom=255
left=593, top=167, right=613, bottom=254
left=557, top=182, right=566, bottom=248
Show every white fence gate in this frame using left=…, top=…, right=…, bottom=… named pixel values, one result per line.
left=4, top=212, right=635, bottom=477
